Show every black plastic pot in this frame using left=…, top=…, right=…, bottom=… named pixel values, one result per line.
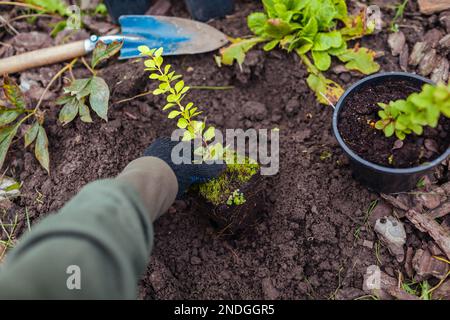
left=184, top=0, right=234, bottom=22
left=104, top=0, right=153, bottom=23
left=332, top=72, right=450, bottom=193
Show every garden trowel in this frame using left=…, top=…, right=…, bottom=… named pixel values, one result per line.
left=0, top=15, right=228, bottom=74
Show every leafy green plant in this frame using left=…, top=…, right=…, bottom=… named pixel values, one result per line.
left=57, top=40, right=123, bottom=125
left=0, top=75, right=50, bottom=172
left=375, top=82, right=450, bottom=140
left=217, top=0, right=380, bottom=104
left=0, top=41, right=121, bottom=174
left=139, top=46, right=260, bottom=205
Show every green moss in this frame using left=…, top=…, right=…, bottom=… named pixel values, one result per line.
left=199, top=157, right=259, bottom=206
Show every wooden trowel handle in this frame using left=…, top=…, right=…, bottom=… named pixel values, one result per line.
left=0, top=40, right=88, bottom=75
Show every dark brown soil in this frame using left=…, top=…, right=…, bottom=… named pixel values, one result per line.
left=339, top=79, right=450, bottom=168
left=1, top=0, right=448, bottom=300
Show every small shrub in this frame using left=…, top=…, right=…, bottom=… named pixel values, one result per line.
left=375, top=82, right=450, bottom=140
left=139, top=46, right=260, bottom=205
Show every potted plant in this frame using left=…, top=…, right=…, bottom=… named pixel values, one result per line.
left=138, top=46, right=267, bottom=235
left=333, top=72, right=450, bottom=193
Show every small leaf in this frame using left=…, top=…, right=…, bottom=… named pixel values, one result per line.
left=247, top=12, right=268, bottom=35
left=338, top=47, right=380, bottom=75
left=175, top=80, right=184, bottom=93
left=203, top=126, right=215, bottom=142
left=312, top=31, right=342, bottom=51
left=78, top=102, right=92, bottom=123
left=177, top=118, right=188, bottom=129
left=163, top=103, right=175, bottom=110
left=138, top=45, right=151, bottom=55
left=375, top=120, right=385, bottom=130
left=0, top=108, right=22, bottom=126
left=306, top=74, right=344, bottom=105
left=168, top=110, right=181, bottom=119
left=264, top=40, right=279, bottom=51
left=91, top=40, right=123, bottom=69
left=395, top=130, right=406, bottom=140
left=182, top=130, right=195, bottom=141
left=35, top=125, right=50, bottom=173
left=65, top=78, right=91, bottom=96
left=89, top=76, right=109, bottom=121
left=219, top=37, right=266, bottom=68
left=0, top=124, right=19, bottom=170
left=24, top=122, right=39, bottom=147
left=384, top=122, right=395, bottom=137
left=58, top=97, right=79, bottom=125
left=311, top=51, right=331, bottom=71
left=145, top=60, right=156, bottom=68
left=153, top=88, right=164, bottom=95
left=56, top=95, right=73, bottom=105
left=50, top=20, right=67, bottom=37
left=154, top=47, right=164, bottom=58
left=2, top=75, right=26, bottom=109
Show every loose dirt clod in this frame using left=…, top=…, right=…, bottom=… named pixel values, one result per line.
left=409, top=42, right=430, bottom=66
left=388, top=32, right=406, bottom=56
left=431, top=57, right=449, bottom=84
left=418, top=49, right=439, bottom=76
left=418, top=0, right=450, bottom=15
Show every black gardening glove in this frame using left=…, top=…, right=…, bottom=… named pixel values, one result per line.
left=144, top=137, right=225, bottom=198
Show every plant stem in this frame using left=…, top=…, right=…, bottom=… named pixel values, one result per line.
left=7, top=13, right=55, bottom=22
left=35, top=58, right=78, bottom=112
left=114, top=90, right=152, bottom=105
left=0, top=1, right=46, bottom=12
left=115, top=85, right=234, bottom=105
left=81, top=57, right=96, bottom=76
left=191, top=85, right=234, bottom=90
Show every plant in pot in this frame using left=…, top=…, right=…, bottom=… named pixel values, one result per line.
left=333, top=72, right=450, bottom=193
left=138, top=46, right=267, bottom=235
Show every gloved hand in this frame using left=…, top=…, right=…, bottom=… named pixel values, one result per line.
left=144, top=137, right=225, bottom=198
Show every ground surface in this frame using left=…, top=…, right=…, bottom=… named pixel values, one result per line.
left=1, top=0, right=449, bottom=299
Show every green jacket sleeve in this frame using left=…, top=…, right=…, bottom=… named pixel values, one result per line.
left=0, top=179, right=153, bottom=299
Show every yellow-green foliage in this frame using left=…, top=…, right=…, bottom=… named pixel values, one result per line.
left=227, top=189, right=246, bottom=206
left=199, top=160, right=259, bottom=206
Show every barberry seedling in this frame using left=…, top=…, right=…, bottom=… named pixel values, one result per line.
left=139, top=46, right=260, bottom=206
left=138, top=46, right=224, bottom=161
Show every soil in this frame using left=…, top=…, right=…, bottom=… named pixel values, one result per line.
left=339, top=79, right=450, bottom=168
left=1, top=0, right=449, bottom=300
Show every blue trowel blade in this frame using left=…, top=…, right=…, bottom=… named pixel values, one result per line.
left=118, top=15, right=229, bottom=59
